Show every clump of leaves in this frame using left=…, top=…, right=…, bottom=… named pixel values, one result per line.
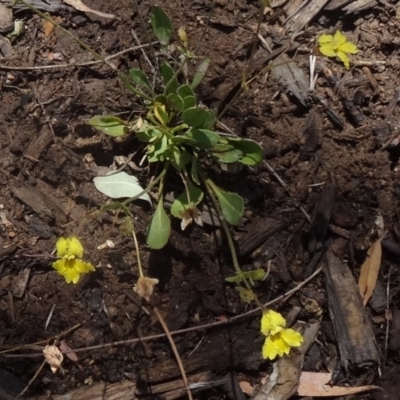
left=89, top=7, right=263, bottom=249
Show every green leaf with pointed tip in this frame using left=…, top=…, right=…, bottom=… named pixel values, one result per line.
left=150, top=6, right=173, bottom=46
left=129, top=68, right=152, bottom=91
left=186, top=128, right=219, bottom=149
left=227, top=138, right=264, bottom=166
left=89, top=115, right=129, bottom=137
left=147, top=199, right=170, bottom=249
left=182, top=107, right=216, bottom=129
left=177, top=84, right=195, bottom=99
left=225, top=273, right=243, bottom=283
left=211, top=144, right=243, bottom=163
left=160, top=61, right=179, bottom=94
left=208, top=181, right=243, bottom=225
left=171, top=182, right=203, bottom=219
left=191, top=58, right=210, bottom=90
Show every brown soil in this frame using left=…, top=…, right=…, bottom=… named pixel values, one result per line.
left=1, top=1, right=400, bottom=399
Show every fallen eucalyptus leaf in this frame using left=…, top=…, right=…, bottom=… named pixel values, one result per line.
left=358, top=238, right=382, bottom=306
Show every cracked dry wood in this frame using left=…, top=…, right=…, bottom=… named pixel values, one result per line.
left=324, top=249, right=380, bottom=370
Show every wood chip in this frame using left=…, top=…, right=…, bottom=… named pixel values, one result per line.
left=63, top=0, right=115, bottom=19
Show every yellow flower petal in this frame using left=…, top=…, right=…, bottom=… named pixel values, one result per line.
left=280, top=328, right=303, bottom=347
left=63, top=266, right=80, bottom=284
left=261, top=310, right=286, bottom=336
left=333, top=30, right=347, bottom=45
left=68, top=237, right=84, bottom=258
left=318, top=34, right=334, bottom=45
left=319, top=44, right=336, bottom=57
left=55, top=237, right=68, bottom=258
left=52, top=258, right=68, bottom=273
left=338, top=41, right=358, bottom=54
left=74, top=259, right=95, bottom=273
left=336, top=50, right=350, bottom=69
left=55, top=236, right=84, bottom=259
left=262, top=333, right=291, bottom=360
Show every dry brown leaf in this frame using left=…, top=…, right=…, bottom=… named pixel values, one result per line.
left=297, top=372, right=381, bottom=397
left=59, top=340, right=78, bottom=362
left=358, top=238, right=382, bottom=306
left=42, top=16, right=63, bottom=37
left=63, top=0, right=115, bottom=19
left=43, top=345, right=64, bottom=373
left=134, top=276, right=159, bottom=302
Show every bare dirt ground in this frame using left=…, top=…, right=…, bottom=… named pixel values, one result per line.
left=1, top=0, right=400, bottom=399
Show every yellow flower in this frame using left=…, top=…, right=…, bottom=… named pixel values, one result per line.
left=261, top=309, right=286, bottom=335
left=262, top=329, right=303, bottom=360
left=318, top=31, right=358, bottom=69
left=260, top=310, right=303, bottom=360
left=56, top=237, right=83, bottom=259
left=52, top=237, right=95, bottom=284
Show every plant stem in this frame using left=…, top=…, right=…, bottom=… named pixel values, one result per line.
left=204, top=178, right=264, bottom=309
left=131, top=221, right=144, bottom=278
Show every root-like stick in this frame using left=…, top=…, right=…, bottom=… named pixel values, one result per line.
left=153, top=307, right=193, bottom=400
left=15, top=360, right=46, bottom=400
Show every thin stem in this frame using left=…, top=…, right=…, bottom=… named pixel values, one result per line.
left=131, top=222, right=143, bottom=278
left=204, top=178, right=264, bottom=310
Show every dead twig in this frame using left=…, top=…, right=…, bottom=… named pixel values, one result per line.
left=0, top=43, right=156, bottom=71
left=15, top=360, right=46, bottom=400
left=3, top=267, right=322, bottom=357
left=153, top=307, right=193, bottom=400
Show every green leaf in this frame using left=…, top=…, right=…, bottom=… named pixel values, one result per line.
left=147, top=199, right=171, bottom=249
left=208, top=182, right=243, bottom=225
left=183, top=96, right=196, bottom=110
left=167, top=93, right=184, bottom=112
left=89, top=115, right=129, bottom=137
left=235, top=286, right=255, bottom=303
left=93, top=171, right=151, bottom=204
left=166, top=146, right=190, bottom=171
left=160, top=61, right=179, bottom=94
left=182, top=107, right=216, bottom=129
left=191, top=155, right=200, bottom=185
left=227, top=138, right=264, bottom=165
left=247, top=268, right=266, bottom=282
left=177, top=84, right=195, bottom=99
left=118, top=72, right=150, bottom=100
left=186, top=128, right=219, bottom=149
left=148, top=134, right=169, bottom=162
left=129, top=68, right=152, bottom=91
left=154, top=103, right=169, bottom=126
left=150, top=6, right=173, bottom=46
left=211, top=144, right=242, bottom=163
left=171, top=182, right=204, bottom=218
left=225, top=274, right=243, bottom=283
left=191, top=58, right=210, bottom=90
